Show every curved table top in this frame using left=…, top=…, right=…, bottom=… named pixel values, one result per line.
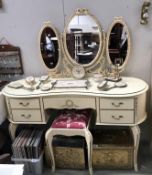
left=2, top=76, right=149, bottom=98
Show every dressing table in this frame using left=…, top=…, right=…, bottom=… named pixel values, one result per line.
left=2, top=8, right=148, bottom=174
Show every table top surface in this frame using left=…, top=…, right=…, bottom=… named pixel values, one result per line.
left=2, top=76, right=149, bottom=98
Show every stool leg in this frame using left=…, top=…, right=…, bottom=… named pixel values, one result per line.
left=85, top=129, right=93, bottom=175
left=45, top=129, right=56, bottom=172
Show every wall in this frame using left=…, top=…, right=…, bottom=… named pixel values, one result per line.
left=0, top=0, right=152, bottom=141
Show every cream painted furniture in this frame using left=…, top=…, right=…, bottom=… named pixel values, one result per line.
left=2, top=76, right=148, bottom=173
left=45, top=111, right=93, bottom=175
left=2, top=8, right=149, bottom=175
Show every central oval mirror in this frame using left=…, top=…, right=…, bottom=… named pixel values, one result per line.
left=39, top=22, right=61, bottom=72
left=63, top=8, right=104, bottom=69
left=106, top=17, right=130, bottom=71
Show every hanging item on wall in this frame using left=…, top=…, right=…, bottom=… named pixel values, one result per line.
left=0, top=38, right=23, bottom=82
left=140, top=0, right=151, bottom=25
left=0, top=0, right=2, bottom=8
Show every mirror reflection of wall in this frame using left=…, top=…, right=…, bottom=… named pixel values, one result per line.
left=66, top=15, right=100, bottom=65
left=40, top=27, right=59, bottom=69
left=108, top=23, right=128, bottom=66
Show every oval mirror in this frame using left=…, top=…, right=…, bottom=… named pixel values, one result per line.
left=106, top=17, right=130, bottom=71
left=39, top=22, right=61, bottom=72
left=63, top=8, right=104, bottom=69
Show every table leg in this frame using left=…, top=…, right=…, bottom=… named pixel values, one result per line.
left=130, top=125, right=140, bottom=172
left=9, top=123, right=18, bottom=141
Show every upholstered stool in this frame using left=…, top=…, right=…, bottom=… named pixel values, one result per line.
left=45, top=109, right=93, bottom=175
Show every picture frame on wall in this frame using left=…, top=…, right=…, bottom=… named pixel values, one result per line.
left=0, top=0, right=2, bottom=8
left=0, top=44, right=24, bottom=80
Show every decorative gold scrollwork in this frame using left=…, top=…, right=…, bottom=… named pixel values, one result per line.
left=61, top=99, right=78, bottom=108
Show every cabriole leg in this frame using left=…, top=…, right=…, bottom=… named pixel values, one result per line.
left=130, top=125, right=140, bottom=172
left=9, top=123, right=18, bottom=141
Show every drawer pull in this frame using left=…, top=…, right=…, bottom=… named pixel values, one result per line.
left=19, top=102, right=30, bottom=107
left=111, top=102, right=124, bottom=107
left=21, top=114, right=31, bottom=119
left=112, top=115, right=123, bottom=120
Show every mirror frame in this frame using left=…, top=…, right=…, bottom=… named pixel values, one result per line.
left=106, top=17, right=131, bottom=72
left=38, top=21, right=61, bottom=75
left=63, top=8, right=105, bottom=72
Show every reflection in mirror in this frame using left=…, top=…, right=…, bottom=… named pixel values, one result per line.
left=107, top=17, right=130, bottom=71
left=64, top=8, right=102, bottom=67
left=109, top=23, right=128, bottom=66
left=40, top=24, right=59, bottom=69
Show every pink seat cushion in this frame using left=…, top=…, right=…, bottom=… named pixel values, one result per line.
left=51, top=110, right=90, bottom=129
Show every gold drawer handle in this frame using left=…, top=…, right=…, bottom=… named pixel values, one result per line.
left=21, top=114, right=31, bottom=119
left=111, top=102, right=124, bottom=107
left=19, top=102, right=30, bottom=107
left=112, top=115, right=123, bottom=120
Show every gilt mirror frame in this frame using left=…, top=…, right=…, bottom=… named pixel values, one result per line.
left=63, top=8, right=105, bottom=73
left=38, top=21, right=62, bottom=76
left=106, top=17, right=131, bottom=72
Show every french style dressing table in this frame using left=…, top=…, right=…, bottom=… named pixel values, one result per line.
left=2, top=8, right=148, bottom=173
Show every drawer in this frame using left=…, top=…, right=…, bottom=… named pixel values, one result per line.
left=43, top=96, right=96, bottom=109
left=53, top=147, right=85, bottom=169
left=92, top=127, right=133, bottom=169
left=11, top=110, right=42, bottom=122
left=100, top=110, right=134, bottom=124
left=92, top=148, right=133, bottom=169
left=100, top=98, right=134, bottom=109
left=9, top=98, right=40, bottom=109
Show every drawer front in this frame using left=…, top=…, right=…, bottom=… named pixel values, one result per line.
left=92, top=149, right=133, bottom=169
left=9, top=98, right=40, bottom=109
left=53, top=147, right=85, bottom=169
left=100, top=98, right=134, bottom=109
left=100, top=110, right=134, bottom=124
left=11, top=110, right=42, bottom=122
left=43, top=96, right=96, bottom=109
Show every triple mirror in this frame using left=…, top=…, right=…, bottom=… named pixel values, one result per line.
left=39, top=9, right=130, bottom=78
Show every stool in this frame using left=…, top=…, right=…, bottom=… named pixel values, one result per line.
left=45, top=109, right=93, bottom=175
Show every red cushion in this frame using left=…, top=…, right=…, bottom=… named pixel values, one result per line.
left=51, top=110, right=90, bottom=129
